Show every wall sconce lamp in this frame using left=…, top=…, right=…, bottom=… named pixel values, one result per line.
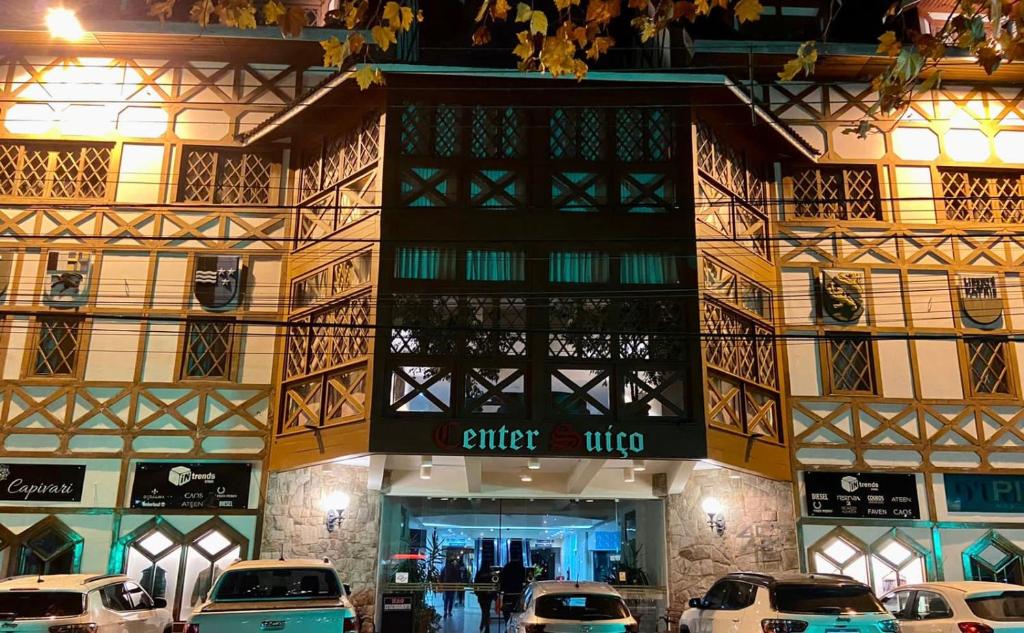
left=322, top=491, right=351, bottom=533
left=701, top=497, right=726, bottom=536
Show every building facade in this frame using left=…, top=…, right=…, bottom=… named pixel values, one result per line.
left=5, top=2, right=1024, bottom=633
left=771, top=77, right=1024, bottom=591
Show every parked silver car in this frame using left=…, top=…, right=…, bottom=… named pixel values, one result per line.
left=509, top=581, right=638, bottom=633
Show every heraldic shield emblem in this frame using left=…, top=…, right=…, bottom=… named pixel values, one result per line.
left=194, top=255, right=242, bottom=310
left=44, top=251, right=91, bottom=306
left=821, top=270, right=865, bottom=323
left=960, top=274, right=1002, bottom=326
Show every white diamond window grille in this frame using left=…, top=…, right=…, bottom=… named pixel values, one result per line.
left=0, top=142, right=111, bottom=200
left=829, top=336, right=874, bottom=394
left=941, top=169, right=1024, bottom=223
left=34, top=316, right=82, bottom=376
left=180, top=148, right=274, bottom=205
left=967, top=337, right=1010, bottom=395
left=183, top=319, right=233, bottom=379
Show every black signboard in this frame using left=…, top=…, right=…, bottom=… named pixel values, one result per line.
left=804, top=471, right=920, bottom=519
left=0, top=463, right=86, bottom=502
left=370, top=419, right=707, bottom=460
left=130, top=462, right=252, bottom=510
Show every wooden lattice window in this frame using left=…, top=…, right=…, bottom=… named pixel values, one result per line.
left=828, top=335, right=875, bottom=394
left=703, top=300, right=777, bottom=388
left=292, top=251, right=372, bottom=310
left=16, top=517, right=83, bottom=575
left=471, top=107, right=525, bottom=159
left=789, top=167, right=881, bottom=220
left=400, top=104, right=458, bottom=158
left=550, top=108, right=605, bottom=161
left=941, top=169, right=1024, bottom=223
left=33, top=316, right=83, bottom=376
left=966, top=337, right=1011, bottom=395
left=179, top=148, right=274, bottom=205
left=0, top=142, right=111, bottom=200
left=615, top=107, right=672, bottom=162
left=286, top=293, right=371, bottom=378
left=183, top=319, right=234, bottom=379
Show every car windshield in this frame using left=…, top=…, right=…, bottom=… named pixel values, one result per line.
left=535, top=593, right=630, bottom=621
left=774, top=584, right=885, bottom=615
left=967, top=592, right=1024, bottom=621
left=213, top=569, right=341, bottom=601
left=0, top=591, right=86, bottom=619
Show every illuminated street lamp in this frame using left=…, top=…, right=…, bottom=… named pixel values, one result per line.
left=46, top=7, right=85, bottom=41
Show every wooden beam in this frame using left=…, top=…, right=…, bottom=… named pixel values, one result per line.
left=665, top=461, right=696, bottom=495
left=368, top=454, right=387, bottom=491
left=566, top=459, right=605, bottom=495
left=465, top=457, right=482, bottom=494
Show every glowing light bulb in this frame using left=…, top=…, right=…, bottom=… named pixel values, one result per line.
left=321, top=491, right=350, bottom=513
left=46, top=8, right=85, bottom=42
left=701, top=497, right=724, bottom=516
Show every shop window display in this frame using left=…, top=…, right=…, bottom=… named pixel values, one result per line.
left=964, top=530, right=1024, bottom=584
left=378, top=497, right=667, bottom=633
left=15, top=517, right=82, bottom=575
left=118, top=518, right=246, bottom=623
left=809, top=528, right=931, bottom=594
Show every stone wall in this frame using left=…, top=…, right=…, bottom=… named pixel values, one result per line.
left=666, top=468, right=799, bottom=605
left=261, top=463, right=381, bottom=633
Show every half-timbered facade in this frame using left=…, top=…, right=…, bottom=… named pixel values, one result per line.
left=0, top=27, right=337, bottom=621
left=771, top=78, right=1024, bottom=587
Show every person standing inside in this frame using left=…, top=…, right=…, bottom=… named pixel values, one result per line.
left=474, top=567, right=495, bottom=632
left=499, top=558, right=527, bottom=623
left=441, top=557, right=462, bottom=618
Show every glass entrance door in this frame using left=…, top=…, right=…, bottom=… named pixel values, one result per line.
left=379, top=497, right=667, bottom=633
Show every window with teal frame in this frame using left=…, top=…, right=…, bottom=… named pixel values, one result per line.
left=549, top=251, right=610, bottom=283
left=620, top=253, right=679, bottom=284
left=395, top=247, right=456, bottom=280
left=466, top=250, right=525, bottom=282
left=964, top=530, right=1024, bottom=584
left=615, top=108, right=672, bottom=162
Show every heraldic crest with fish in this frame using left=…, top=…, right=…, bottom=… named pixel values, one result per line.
left=193, top=255, right=242, bottom=310
left=821, top=270, right=865, bottom=323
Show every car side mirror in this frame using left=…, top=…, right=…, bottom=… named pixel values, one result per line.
left=344, top=583, right=352, bottom=596
left=152, top=598, right=167, bottom=609
left=688, top=598, right=703, bottom=609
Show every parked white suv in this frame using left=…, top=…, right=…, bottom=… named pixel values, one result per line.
left=0, top=573, right=172, bottom=633
left=508, top=581, right=638, bottom=633
left=880, top=582, right=1024, bottom=633
left=680, top=573, right=900, bottom=633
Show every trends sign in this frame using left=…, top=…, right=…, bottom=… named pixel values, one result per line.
left=0, top=463, right=86, bottom=502
left=130, top=462, right=252, bottom=510
left=804, top=471, right=920, bottom=519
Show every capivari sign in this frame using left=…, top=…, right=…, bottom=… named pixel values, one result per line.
left=0, top=463, right=86, bottom=502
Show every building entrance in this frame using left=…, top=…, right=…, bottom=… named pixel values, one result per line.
left=378, top=497, right=667, bottom=633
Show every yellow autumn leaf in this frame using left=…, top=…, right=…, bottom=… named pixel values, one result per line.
left=262, top=0, right=287, bottom=23
left=400, top=6, right=415, bottom=28
left=777, top=57, right=803, bottom=81
left=371, top=25, right=398, bottom=51
left=530, top=10, right=549, bottom=34
left=149, top=0, right=177, bottom=20
left=354, top=64, right=384, bottom=90
left=348, top=32, right=367, bottom=54
left=539, top=35, right=576, bottom=77
left=492, top=0, right=511, bottom=19
left=513, top=30, right=535, bottom=60
left=554, top=0, right=581, bottom=10
left=383, top=1, right=414, bottom=29
left=876, top=30, right=901, bottom=56
left=476, top=0, right=491, bottom=20
left=515, top=2, right=533, bottom=21
left=694, top=0, right=709, bottom=13
left=733, top=0, right=762, bottom=23
left=384, top=1, right=402, bottom=23
left=321, top=36, right=347, bottom=67
left=190, top=0, right=216, bottom=27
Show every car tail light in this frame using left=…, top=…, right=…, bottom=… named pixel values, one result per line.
left=762, top=620, right=809, bottom=633
left=48, top=626, right=97, bottom=633
left=879, top=620, right=901, bottom=633
left=959, top=623, right=994, bottom=633
left=525, top=625, right=546, bottom=633
left=344, top=617, right=358, bottom=632
left=184, top=625, right=200, bottom=633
